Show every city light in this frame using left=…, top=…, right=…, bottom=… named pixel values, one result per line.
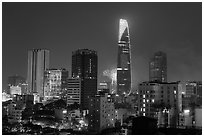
left=63, top=110, right=67, bottom=114
left=184, top=109, right=190, bottom=114
left=2, top=4, right=202, bottom=135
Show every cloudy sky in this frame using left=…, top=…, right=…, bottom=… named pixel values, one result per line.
left=2, top=2, right=202, bottom=90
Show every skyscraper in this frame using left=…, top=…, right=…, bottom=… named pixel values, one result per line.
left=149, top=51, right=167, bottom=82
left=72, top=49, right=97, bottom=110
left=27, top=49, right=49, bottom=102
left=117, top=19, right=131, bottom=98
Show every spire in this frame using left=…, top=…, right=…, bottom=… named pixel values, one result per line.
left=118, top=19, right=130, bottom=43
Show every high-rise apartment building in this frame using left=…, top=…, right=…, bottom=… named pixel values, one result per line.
left=44, top=68, right=68, bottom=102
left=67, top=78, right=81, bottom=106
left=27, top=49, right=49, bottom=102
left=138, top=81, right=181, bottom=127
left=149, top=51, right=167, bottom=82
left=117, top=19, right=132, bottom=99
left=72, top=49, right=97, bottom=110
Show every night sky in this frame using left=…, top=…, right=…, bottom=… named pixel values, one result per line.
left=2, top=2, right=202, bottom=91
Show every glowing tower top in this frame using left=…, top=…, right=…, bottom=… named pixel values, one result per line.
left=118, top=19, right=130, bottom=43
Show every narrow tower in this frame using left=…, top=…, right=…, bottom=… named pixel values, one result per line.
left=27, top=49, right=49, bottom=102
left=117, top=19, right=131, bottom=99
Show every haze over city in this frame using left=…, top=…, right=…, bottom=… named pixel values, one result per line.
left=3, top=2, right=202, bottom=91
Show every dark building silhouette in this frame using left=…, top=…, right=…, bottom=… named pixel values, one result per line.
left=117, top=19, right=131, bottom=100
left=13, top=94, right=34, bottom=108
left=72, top=49, right=97, bottom=110
left=132, top=116, right=157, bottom=135
left=149, top=51, right=167, bottom=82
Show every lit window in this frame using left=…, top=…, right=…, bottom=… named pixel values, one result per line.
left=143, top=108, right=145, bottom=111
left=147, top=99, right=149, bottom=102
left=143, top=99, right=145, bottom=103
left=143, top=95, right=145, bottom=98
left=152, top=99, right=154, bottom=103
left=143, top=113, right=145, bottom=116
left=143, top=104, right=145, bottom=107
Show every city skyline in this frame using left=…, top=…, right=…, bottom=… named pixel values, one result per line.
left=3, top=2, right=202, bottom=91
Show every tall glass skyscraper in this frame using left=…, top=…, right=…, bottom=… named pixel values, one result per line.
left=117, top=19, right=132, bottom=98
left=149, top=51, right=167, bottom=82
left=27, top=49, right=49, bottom=102
left=72, top=49, right=97, bottom=110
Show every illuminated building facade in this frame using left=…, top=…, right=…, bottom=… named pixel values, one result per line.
left=44, top=68, right=68, bottom=101
left=27, top=49, right=49, bottom=102
left=7, top=75, right=27, bottom=95
left=72, top=49, right=97, bottom=110
left=149, top=51, right=167, bottom=82
left=117, top=19, right=131, bottom=98
left=10, top=86, right=21, bottom=96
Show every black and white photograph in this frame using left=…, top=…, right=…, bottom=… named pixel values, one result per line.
left=2, top=1, right=202, bottom=135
